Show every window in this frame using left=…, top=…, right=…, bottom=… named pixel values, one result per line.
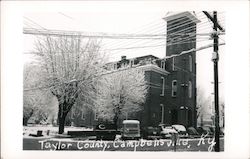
left=160, top=77, right=165, bottom=96
left=172, top=80, right=177, bottom=97
left=121, top=62, right=126, bottom=68
left=188, top=81, right=192, bottom=98
left=113, top=63, right=117, bottom=70
left=161, top=60, right=165, bottom=70
left=172, top=57, right=175, bottom=71
left=94, top=111, right=98, bottom=121
left=130, top=59, right=134, bottom=67
left=189, top=55, right=192, bottom=72
left=152, top=113, right=156, bottom=118
left=125, top=112, right=128, bottom=120
left=81, top=109, right=85, bottom=120
left=160, top=104, right=164, bottom=124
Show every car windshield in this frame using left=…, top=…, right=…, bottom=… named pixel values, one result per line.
left=163, top=126, right=173, bottom=130
left=124, top=124, right=139, bottom=128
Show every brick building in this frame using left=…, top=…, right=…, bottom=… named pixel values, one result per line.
left=66, top=12, right=200, bottom=128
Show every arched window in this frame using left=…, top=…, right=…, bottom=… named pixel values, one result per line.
left=160, top=77, right=165, bottom=96
left=172, top=80, right=177, bottom=97
left=161, top=60, right=165, bottom=70
left=188, top=81, right=192, bottom=98
left=172, top=57, right=175, bottom=71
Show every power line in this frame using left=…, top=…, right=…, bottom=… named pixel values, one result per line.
left=24, top=42, right=224, bottom=92
left=58, top=12, right=74, bottom=20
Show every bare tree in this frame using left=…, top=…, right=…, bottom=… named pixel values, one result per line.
left=94, top=68, right=148, bottom=129
left=23, top=64, right=54, bottom=125
left=196, top=86, right=211, bottom=126
left=27, top=35, right=105, bottom=134
left=220, top=100, right=225, bottom=127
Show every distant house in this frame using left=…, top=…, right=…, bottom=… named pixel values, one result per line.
left=65, top=12, right=200, bottom=128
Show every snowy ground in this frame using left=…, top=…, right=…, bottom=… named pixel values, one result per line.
left=23, top=125, right=93, bottom=138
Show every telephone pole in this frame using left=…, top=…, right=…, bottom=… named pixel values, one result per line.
left=212, top=11, right=220, bottom=152
left=203, top=11, right=224, bottom=152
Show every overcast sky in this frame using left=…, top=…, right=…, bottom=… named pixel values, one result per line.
left=23, top=3, right=225, bottom=101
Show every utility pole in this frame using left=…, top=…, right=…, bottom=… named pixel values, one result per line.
left=203, top=11, right=224, bottom=152
left=212, top=11, right=220, bottom=152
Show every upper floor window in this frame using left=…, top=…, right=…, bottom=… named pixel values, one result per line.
left=113, top=63, right=117, bottom=70
left=121, top=62, right=126, bottom=68
left=81, top=109, right=85, bottom=120
left=188, top=81, right=192, bottom=98
left=172, top=57, right=175, bottom=71
left=189, top=55, right=192, bottom=72
left=160, top=77, right=165, bottom=96
left=161, top=60, right=165, bottom=70
left=130, top=59, right=134, bottom=67
left=172, top=80, right=177, bottom=97
left=94, top=111, right=98, bottom=121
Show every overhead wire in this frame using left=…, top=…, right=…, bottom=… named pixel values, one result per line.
left=103, top=14, right=213, bottom=55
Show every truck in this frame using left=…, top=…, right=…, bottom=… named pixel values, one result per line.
left=95, top=123, right=117, bottom=140
left=121, top=120, right=141, bottom=140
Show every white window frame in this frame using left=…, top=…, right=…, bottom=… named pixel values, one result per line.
left=160, top=104, right=164, bottom=124
left=160, top=77, right=165, bottom=96
left=172, top=80, right=177, bottom=97
left=189, top=55, right=192, bottom=72
left=188, top=81, right=192, bottom=98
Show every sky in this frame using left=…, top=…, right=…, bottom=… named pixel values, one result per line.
left=24, top=10, right=224, bottom=126
left=23, top=8, right=225, bottom=101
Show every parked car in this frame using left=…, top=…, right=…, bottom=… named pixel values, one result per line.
left=187, top=127, right=199, bottom=138
left=172, top=124, right=188, bottom=138
left=207, top=126, right=224, bottom=136
left=160, top=125, right=178, bottom=139
left=142, top=126, right=161, bottom=140
left=196, top=126, right=213, bottom=136
left=121, top=120, right=141, bottom=140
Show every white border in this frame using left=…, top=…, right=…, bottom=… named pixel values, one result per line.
left=1, top=1, right=249, bottom=159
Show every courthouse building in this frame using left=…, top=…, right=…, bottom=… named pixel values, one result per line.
left=66, top=12, right=200, bottom=128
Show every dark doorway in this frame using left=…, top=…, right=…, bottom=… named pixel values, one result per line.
left=171, top=109, right=178, bottom=124
left=188, top=109, right=193, bottom=127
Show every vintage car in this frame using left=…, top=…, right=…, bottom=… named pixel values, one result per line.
left=121, top=120, right=141, bottom=140
left=172, top=124, right=189, bottom=138
left=160, top=125, right=178, bottom=139
left=141, top=126, right=162, bottom=139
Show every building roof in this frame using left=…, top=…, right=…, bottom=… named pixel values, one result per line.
left=163, top=11, right=201, bottom=23
left=123, top=120, right=140, bottom=124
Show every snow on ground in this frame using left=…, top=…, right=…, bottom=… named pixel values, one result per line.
left=23, top=125, right=93, bottom=138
